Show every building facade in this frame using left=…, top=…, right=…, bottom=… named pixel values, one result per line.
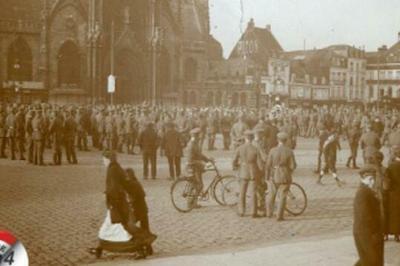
left=366, top=35, right=400, bottom=107
left=0, top=0, right=216, bottom=105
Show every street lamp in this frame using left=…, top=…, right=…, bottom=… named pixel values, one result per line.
left=13, top=60, right=21, bottom=103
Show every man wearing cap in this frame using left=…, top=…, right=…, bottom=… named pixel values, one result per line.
left=232, top=129, right=260, bottom=217
left=353, top=166, right=384, bottom=266
left=265, top=132, right=296, bottom=221
left=138, top=122, right=159, bottom=180
left=162, top=122, right=183, bottom=180
left=186, top=127, right=213, bottom=207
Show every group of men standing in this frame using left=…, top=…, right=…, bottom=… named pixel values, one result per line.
left=232, top=113, right=297, bottom=221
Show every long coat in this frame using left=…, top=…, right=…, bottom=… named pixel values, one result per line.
left=385, top=160, right=400, bottom=234
left=105, top=162, right=130, bottom=224
left=353, top=184, right=384, bottom=266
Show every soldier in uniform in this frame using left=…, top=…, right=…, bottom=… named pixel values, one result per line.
left=186, top=128, right=213, bottom=208
left=5, top=108, right=17, bottom=160
left=265, top=132, right=296, bottom=221
left=64, top=110, right=78, bottom=164
left=138, top=122, right=159, bottom=180
left=346, top=121, right=362, bottom=169
left=233, top=130, right=260, bottom=218
left=31, top=109, right=45, bottom=165
left=49, top=110, right=64, bottom=165
left=15, top=106, right=26, bottom=160
left=360, top=124, right=381, bottom=164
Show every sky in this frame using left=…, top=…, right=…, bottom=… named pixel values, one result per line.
left=209, top=0, right=400, bottom=58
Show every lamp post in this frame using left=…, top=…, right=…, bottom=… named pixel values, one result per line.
left=13, top=60, right=21, bottom=103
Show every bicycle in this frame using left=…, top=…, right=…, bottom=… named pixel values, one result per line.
left=170, top=161, right=236, bottom=213
left=222, top=179, right=308, bottom=216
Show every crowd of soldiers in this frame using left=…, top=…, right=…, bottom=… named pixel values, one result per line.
left=0, top=103, right=399, bottom=168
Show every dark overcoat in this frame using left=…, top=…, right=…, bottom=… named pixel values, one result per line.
left=385, top=160, right=400, bottom=234
left=353, top=184, right=384, bottom=266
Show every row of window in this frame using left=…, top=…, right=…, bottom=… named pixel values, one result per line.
left=366, top=70, right=400, bottom=80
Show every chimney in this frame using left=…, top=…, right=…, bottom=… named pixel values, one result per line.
left=266, top=24, right=271, bottom=31
left=247, top=18, right=255, bottom=29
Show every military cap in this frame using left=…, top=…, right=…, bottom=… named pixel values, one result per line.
left=190, top=127, right=201, bottom=135
left=277, top=132, right=289, bottom=141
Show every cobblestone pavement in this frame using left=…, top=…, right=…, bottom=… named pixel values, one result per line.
left=0, top=137, right=391, bottom=265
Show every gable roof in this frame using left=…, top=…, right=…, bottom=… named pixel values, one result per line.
left=228, top=21, right=283, bottom=63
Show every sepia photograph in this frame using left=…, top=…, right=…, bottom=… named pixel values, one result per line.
left=0, top=0, right=399, bottom=265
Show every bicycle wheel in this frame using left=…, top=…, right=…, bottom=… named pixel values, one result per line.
left=285, top=182, right=307, bottom=216
left=170, top=178, right=198, bottom=213
left=222, top=178, right=240, bottom=207
left=212, top=175, right=236, bottom=206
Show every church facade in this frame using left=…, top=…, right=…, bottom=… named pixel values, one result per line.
left=0, top=0, right=220, bottom=105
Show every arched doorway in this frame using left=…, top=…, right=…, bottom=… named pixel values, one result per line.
left=8, top=37, right=32, bottom=81
left=58, top=41, right=80, bottom=86
left=240, top=92, right=247, bottom=106
left=184, top=58, right=197, bottom=82
left=215, top=91, right=222, bottom=106
left=115, top=49, right=144, bottom=103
